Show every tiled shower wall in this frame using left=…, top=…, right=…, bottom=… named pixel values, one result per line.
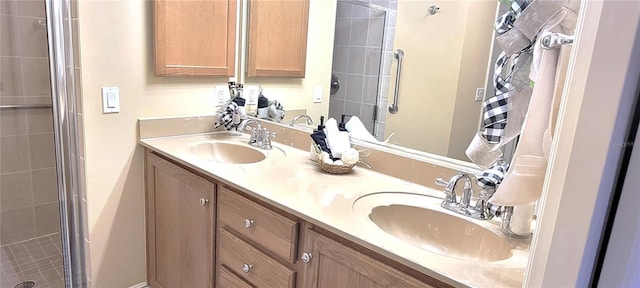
left=0, top=1, right=60, bottom=245
left=329, top=0, right=397, bottom=139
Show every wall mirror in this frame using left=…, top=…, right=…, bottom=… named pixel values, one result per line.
left=307, top=0, right=500, bottom=164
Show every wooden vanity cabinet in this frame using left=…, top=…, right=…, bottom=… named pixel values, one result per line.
left=300, top=229, right=440, bottom=288
left=144, top=151, right=449, bottom=288
left=154, top=0, right=236, bottom=76
left=216, top=186, right=300, bottom=287
left=145, top=151, right=216, bottom=288
left=247, top=0, right=310, bottom=78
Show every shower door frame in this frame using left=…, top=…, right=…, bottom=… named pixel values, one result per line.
left=45, top=0, right=88, bottom=287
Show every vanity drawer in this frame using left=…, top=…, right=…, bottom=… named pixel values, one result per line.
left=218, top=187, right=299, bottom=263
left=219, top=228, right=296, bottom=288
left=218, top=266, right=255, bottom=288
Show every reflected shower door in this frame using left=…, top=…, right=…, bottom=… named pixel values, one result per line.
left=329, top=0, right=387, bottom=135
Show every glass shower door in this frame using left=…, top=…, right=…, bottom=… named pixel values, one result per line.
left=0, top=1, right=65, bottom=287
left=329, top=0, right=387, bottom=135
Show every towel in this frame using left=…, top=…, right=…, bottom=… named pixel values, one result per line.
left=345, top=116, right=378, bottom=143
left=490, top=6, right=577, bottom=206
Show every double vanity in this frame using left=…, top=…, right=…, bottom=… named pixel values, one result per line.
left=139, top=117, right=530, bottom=288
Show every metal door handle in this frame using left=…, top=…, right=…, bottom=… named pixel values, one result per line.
left=199, top=198, right=209, bottom=206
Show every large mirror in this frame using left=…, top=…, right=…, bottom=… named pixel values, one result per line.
left=325, top=0, right=499, bottom=163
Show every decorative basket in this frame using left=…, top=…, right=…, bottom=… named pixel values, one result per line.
left=318, top=159, right=355, bottom=174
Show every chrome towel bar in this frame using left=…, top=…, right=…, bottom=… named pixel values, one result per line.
left=0, top=104, right=53, bottom=109
left=388, top=48, right=404, bottom=114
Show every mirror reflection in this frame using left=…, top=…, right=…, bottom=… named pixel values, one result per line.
left=326, top=0, right=498, bottom=162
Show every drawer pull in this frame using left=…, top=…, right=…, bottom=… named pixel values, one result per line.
left=301, top=252, right=312, bottom=264
left=199, top=198, right=209, bottom=206
left=243, top=219, right=254, bottom=229
left=242, top=263, right=252, bottom=273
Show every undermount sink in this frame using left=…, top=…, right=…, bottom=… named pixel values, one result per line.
left=353, top=192, right=513, bottom=262
left=188, top=141, right=266, bottom=164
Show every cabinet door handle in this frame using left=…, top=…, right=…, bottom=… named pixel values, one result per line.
left=243, top=219, right=254, bottom=229
left=199, top=198, right=209, bottom=206
left=301, top=252, right=312, bottom=264
left=242, top=263, right=252, bottom=273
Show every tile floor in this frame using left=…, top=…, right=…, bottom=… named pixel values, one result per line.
left=0, top=233, right=64, bottom=288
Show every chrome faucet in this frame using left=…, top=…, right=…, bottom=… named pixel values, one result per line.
left=239, top=119, right=275, bottom=150
left=290, top=114, right=313, bottom=126
left=436, top=173, right=473, bottom=212
left=436, top=172, right=532, bottom=238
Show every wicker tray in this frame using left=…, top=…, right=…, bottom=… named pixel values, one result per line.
left=318, top=159, right=355, bottom=174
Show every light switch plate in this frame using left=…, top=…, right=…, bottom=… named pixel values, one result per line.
left=245, top=85, right=259, bottom=105
left=101, top=86, right=119, bottom=113
left=475, top=88, right=485, bottom=101
left=215, top=86, right=230, bottom=106
left=313, top=85, right=323, bottom=103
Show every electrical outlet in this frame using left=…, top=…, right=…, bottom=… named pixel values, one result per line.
left=245, top=85, right=259, bottom=105
left=215, top=85, right=230, bottom=105
left=475, top=88, right=485, bottom=101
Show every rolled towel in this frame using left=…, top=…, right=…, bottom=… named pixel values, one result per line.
left=341, top=148, right=359, bottom=165
left=345, top=116, right=378, bottom=143
left=325, top=118, right=350, bottom=158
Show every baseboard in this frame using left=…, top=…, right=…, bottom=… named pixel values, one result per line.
left=128, top=282, right=148, bottom=288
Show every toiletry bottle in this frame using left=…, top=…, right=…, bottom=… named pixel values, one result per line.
left=338, top=114, right=352, bottom=149
left=310, top=116, right=332, bottom=160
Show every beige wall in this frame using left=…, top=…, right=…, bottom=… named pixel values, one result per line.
left=76, top=0, right=335, bottom=286
left=384, top=0, right=493, bottom=160
left=241, top=0, right=336, bottom=123
left=447, top=1, right=495, bottom=161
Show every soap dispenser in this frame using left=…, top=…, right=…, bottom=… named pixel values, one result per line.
left=309, top=116, right=332, bottom=161
left=338, top=114, right=352, bottom=147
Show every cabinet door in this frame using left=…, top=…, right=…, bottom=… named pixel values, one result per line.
left=146, top=152, right=216, bottom=288
left=154, top=0, right=236, bottom=76
left=247, top=0, right=309, bottom=77
left=301, top=229, right=439, bottom=288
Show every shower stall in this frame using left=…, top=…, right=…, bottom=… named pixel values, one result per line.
left=329, top=0, right=397, bottom=139
left=1, top=0, right=86, bottom=287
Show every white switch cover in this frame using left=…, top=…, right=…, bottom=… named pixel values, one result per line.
left=475, top=88, right=485, bottom=101
left=215, top=86, right=230, bottom=105
left=245, top=85, right=259, bottom=105
left=313, top=85, right=323, bottom=103
left=101, top=87, right=119, bottom=113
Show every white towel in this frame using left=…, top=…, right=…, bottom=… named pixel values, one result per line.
left=324, top=118, right=350, bottom=158
left=490, top=8, right=576, bottom=206
left=345, top=116, right=378, bottom=143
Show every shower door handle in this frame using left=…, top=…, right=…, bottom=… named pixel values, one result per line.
left=389, top=49, right=404, bottom=114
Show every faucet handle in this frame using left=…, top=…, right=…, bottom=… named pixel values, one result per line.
left=435, top=178, right=448, bottom=187
left=262, top=128, right=273, bottom=149
left=248, top=128, right=258, bottom=144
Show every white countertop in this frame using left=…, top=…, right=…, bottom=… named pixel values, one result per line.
left=139, top=132, right=529, bottom=288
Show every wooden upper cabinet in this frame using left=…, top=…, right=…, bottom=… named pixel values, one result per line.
left=247, top=0, right=310, bottom=78
left=154, top=0, right=236, bottom=76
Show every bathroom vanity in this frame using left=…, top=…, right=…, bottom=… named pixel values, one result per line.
left=139, top=118, right=529, bottom=288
